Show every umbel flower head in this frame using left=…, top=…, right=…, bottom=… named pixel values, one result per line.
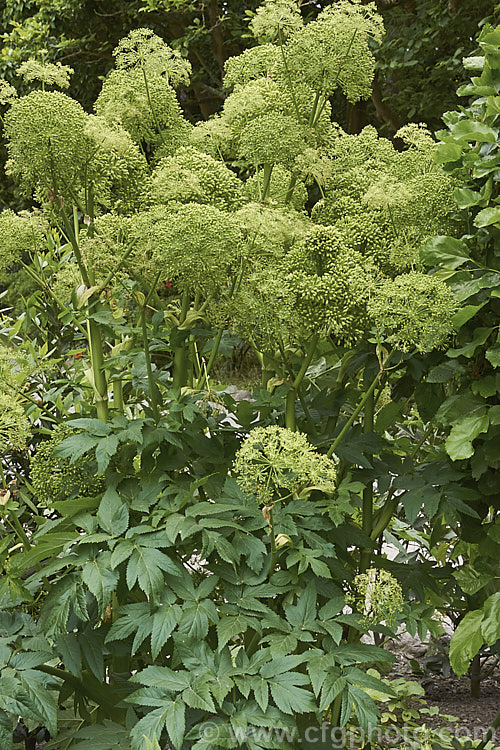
left=113, top=28, right=191, bottom=87
left=133, top=203, right=244, bottom=296
left=0, top=394, right=30, bottom=456
left=95, top=68, right=190, bottom=153
left=83, top=115, right=149, bottom=213
left=312, top=125, right=458, bottom=275
left=30, top=425, right=104, bottom=507
left=348, top=568, right=404, bottom=627
left=233, top=425, right=337, bottom=504
left=223, top=44, right=282, bottom=89
left=4, top=90, right=88, bottom=201
left=249, top=0, right=304, bottom=43
left=0, top=80, right=17, bottom=105
left=149, top=146, right=244, bottom=210
left=368, top=271, right=458, bottom=353
left=284, top=226, right=376, bottom=344
left=284, top=1, right=384, bottom=102
left=238, top=111, right=305, bottom=168
left=17, top=60, right=74, bottom=89
left=0, top=210, right=48, bottom=273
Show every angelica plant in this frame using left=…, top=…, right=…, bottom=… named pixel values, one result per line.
left=234, top=425, right=337, bottom=504
left=30, top=425, right=103, bottom=507
left=17, top=59, right=73, bottom=89
left=0, top=394, right=30, bottom=457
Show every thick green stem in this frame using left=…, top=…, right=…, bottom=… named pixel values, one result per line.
left=261, top=163, right=273, bottom=201
left=97, top=242, right=135, bottom=294
left=142, top=67, right=165, bottom=145
left=369, top=423, right=433, bottom=542
left=284, top=174, right=297, bottom=205
left=277, top=28, right=302, bottom=122
left=285, top=334, right=319, bottom=431
left=359, top=388, right=374, bottom=573
left=172, top=291, right=190, bottom=390
left=140, top=307, right=161, bottom=421
left=331, top=693, right=342, bottom=727
left=370, top=494, right=398, bottom=542
left=112, top=379, right=124, bottom=414
left=261, top=352, right=275, bottom=389
left=87, top=315, right=108, bottom=422
left=470, top=652, right=481, bottom=699
left=0, top=496, right=32, bottom=551
left=268, top=507, right=277, bottom=578
left=309, top=90, right=321, bottom=127
left=198, top=327, right=224, bottom=390
left=327, top=371, right=380, bottom=458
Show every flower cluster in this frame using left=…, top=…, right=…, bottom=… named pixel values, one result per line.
left=0, top=210, right=48, bottom=273
left=223, top=44, right=282, bottom=88
left=95, top=69, right=190, bottom=153
left=238, top=111, right=305, bottom=168
left=113, top=28, right=192, bottom=87
left=135, top=203, right=244, bottom=296
left=348, top=568, right=404, bottom=626
left=283, top=226, right=376, bottom=344
left=313, top=124, right=458, bottom=275
left=368, top=271, right=458, bottom=353
left=233, top=425, right=336, bottom=504
left=149, top=146, right=244, bottom=210
left=284, top=1, right=384, bottom=102
left=0, top=80, right=17, bottom=105
left=0, top=394, right=30, bottom=456
left=30, top=425, right=104, bottom=507
left=249, top=0, right=304, bottom=43
left=17, top=60, right=74, bottom=89
left=83, top=115, right=149, bottom=213
left=4, top=90, right=87, bottom=201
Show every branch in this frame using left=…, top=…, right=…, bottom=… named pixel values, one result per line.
left=371, top=75, right=401, bottom=133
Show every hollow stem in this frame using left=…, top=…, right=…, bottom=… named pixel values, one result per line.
left=285, top=334, right=319, bottom=431
left=261, top=163, right=273, bottom=202
left=198, top=327, right=224, bottom=390
left=327, top=371, right=380, bottom=458
left=359, top=388, right=374, bottom=573
left=141, top=307, right=161, bottom=420
left=172, top=291, right=190, bottom=389
left=87, top=314, right=109, bottom=422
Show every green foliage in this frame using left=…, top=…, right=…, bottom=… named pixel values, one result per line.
left=418, top=23, right=500, bottom=683
left=0, top=7, right=496, bottom=749
left=0, top=403, right=397, bottom=748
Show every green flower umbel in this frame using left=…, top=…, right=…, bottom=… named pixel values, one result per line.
left=368, top=271, right=458, bottom=353
left=0, top=394, right=30, bottom=456
left=30, top=425, right=103, bottom=507
left=348, top=568, right=404, bottom=627
left=233, top=425, right=336, bottom=504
